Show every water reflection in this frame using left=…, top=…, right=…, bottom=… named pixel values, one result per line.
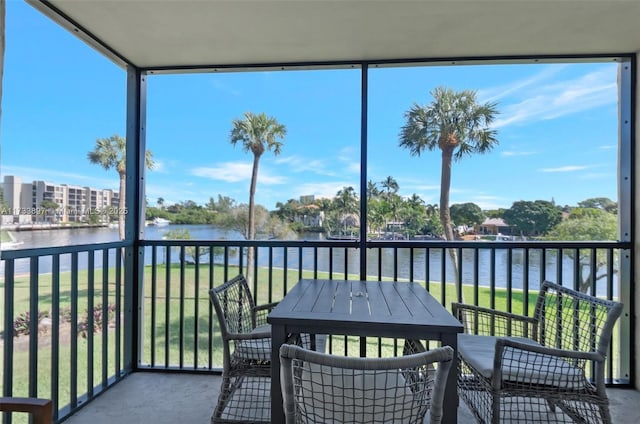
left=2, top=225, right=617, bottom=295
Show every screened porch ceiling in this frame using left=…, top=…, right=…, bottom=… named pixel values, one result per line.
left=29, top=0, right=640, bottom=71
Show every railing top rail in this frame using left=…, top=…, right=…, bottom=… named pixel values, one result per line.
left=140, top=239, right=359, bottom=248
left=366, top=240, right=631, bottom=249
left=0, top=240, right=130, bottom=260
left=141, top=238, right=629, bottom=249
left=1, top=239, right=629, bottom=260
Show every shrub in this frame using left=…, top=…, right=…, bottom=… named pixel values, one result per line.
left=12, top=310, right=50, bottom=337
left=79, top=303, right=117, bottom=338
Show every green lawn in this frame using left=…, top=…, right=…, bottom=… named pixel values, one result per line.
left=1, top=230, right=12, bottom=243
left=2, top=261, right=535, bottom=374
left=2, top=263, right=617, bottom=422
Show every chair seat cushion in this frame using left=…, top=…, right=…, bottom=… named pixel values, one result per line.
left=458, top=334, right=587, bottom=389
left=298, top=364, right=416, bottom=422
left=253, top=324, right=271, bottom=333
left=234, top=327, right=328, bottom=362
left=233, top=325, right=272, bottom=361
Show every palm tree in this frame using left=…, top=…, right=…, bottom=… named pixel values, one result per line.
left=380, top=176, right=399, bottom=200
left=334, top=186, right=359, bottom=235
left=399, top=86, right=498, bottom=241
left=230, top=112, right=286, bottom=281
left=400, top=87, right=498, bottom=301
left=407, top=193, right=424, bottom=208
left=87, top=135, right=154, bottom=240
left=366, top=180, right=380, bottom=199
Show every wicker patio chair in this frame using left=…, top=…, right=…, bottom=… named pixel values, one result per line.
left=209, top=274, right=277, bottom=423
left=209, top=275, right=325, bottom=423
left=279, top=344, right=454, bottom=424
left=452, top=280, right=623, bottom=424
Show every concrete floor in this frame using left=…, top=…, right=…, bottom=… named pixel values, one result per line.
left=62, top=372, right=640, bottom=424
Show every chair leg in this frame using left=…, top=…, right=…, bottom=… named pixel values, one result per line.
left=491, top=392, right=500, bottom=424
left=598, top=402, right=613, bottom=424
left=212, top=375, right=231, bottom=423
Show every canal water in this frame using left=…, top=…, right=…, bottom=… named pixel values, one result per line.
left=1, top=225, right=615, bottom=294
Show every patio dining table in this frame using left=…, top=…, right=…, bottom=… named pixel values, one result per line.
left=268, top=278, right=464, bottom=424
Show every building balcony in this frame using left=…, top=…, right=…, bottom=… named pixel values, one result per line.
left=0, top=238, right=632, bottom=423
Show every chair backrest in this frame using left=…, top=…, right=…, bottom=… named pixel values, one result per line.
left=533, top=281, right=623, bottom=356
left=279, top=344, right=454, bottom=424
left=209, top=274, right=257, bottom=338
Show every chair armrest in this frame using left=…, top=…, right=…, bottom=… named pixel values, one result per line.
left=228, top=330, right=272, bottom=341
left=493, top=338, right=602, bottom=389
left=254, top=301, right=279, bottom=326
left=452, top=302, right=537, bottom=338
left=497, top=338, right=603, bottom=363
left=0, top=397, right=52, bottom=424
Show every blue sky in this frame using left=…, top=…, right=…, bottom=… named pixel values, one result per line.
left=1, top=1, right=619, bottom=211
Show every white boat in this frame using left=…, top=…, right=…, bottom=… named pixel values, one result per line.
left=1, top=231, right=24, bottom=250
left=150, top=217, right=171, bottom=226
left=1, top=240, right=24, bottom=250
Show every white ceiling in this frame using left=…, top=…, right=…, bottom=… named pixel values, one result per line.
left=28, top=0, right=640, bottom=70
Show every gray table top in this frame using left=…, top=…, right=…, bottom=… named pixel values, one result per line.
left=268, top=279, right=463, bottom=337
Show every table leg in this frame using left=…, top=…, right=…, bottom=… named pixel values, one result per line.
left=271, top=324, right=287, bottom=424
left=441, top=333, right=458, bottom=424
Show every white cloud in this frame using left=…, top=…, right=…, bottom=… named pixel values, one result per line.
left=274, top=150, right=360, bottom=177
left=502, top=150, right=536, bottom=157
left=145, top=183, right=199, bottom=205
left=451, top=194, right=510, bottom=210
left=337, top=146, right=356, bottom=161
left=540, top=165, right=589, bottom=173
left=489, top=66, right=617, bottom=129
left=293, top=181, right=357, bottom=199
left=274, top=155, right=333, bottom=175
left=191, top=162, right=286, bottom=184
left=599, top=144, right=616, bottom=150
left=347, top=162, right=360, bottom=174
left=403, top=183, right=440, bottom=192
left=580, top=172, right=615, bottom=180
left=211, top=79, right=241, bottom=97
left=478, top=65, right=566, bottom=103
left=151, top=159, right=167, bottom=173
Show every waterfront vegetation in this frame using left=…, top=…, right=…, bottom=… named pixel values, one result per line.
left=146, top=191, right=618, bottom=242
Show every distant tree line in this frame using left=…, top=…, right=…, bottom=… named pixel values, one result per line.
left=147, top=191, right=618, bottom=243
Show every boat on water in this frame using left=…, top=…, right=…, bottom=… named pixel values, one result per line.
left=1, top=240, right=24, bottom=250
left=1, top=231, right=24, bottom=250
left=326, top=232, right=358, bottom=241
left=326, top=234, right=358, bottom=240
left=149, top=217, right=171, bottom=226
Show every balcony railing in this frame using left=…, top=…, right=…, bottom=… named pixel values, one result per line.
left=1, top=238, right=631, bottom=423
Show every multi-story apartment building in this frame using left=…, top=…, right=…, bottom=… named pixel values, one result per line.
left=1, top=175, right=119, bottom=223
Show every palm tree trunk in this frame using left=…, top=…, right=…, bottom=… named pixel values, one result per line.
left=246, top=155, right=260, bottom=284
left=440, top=148, right=463, bottom=302
left=439, top=148, right=455, bottom=241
